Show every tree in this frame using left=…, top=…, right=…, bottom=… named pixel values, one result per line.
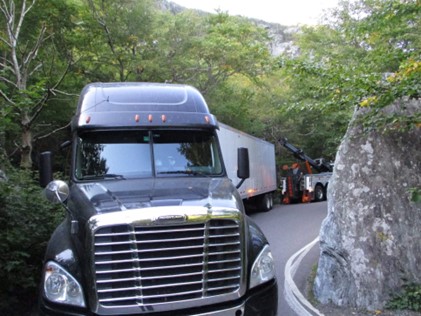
left=0, top=0, right=74, bottom=168
left=279, top=0, right=420, bottom=134
left=197, top=13, right=273, bottom=94
left=83, top=0, right=157, bottom=82
left=151, top=11, right=274, bottom=94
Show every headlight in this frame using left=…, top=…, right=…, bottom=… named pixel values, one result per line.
left=43, top=261, right=86, bottom=307
left=250, top=244, right=276, bottom=289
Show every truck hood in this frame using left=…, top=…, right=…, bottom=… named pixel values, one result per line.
left=72, top=177, right=241, bottom=215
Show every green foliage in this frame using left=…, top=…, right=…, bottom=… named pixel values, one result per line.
left=208, top=79, right=254, bottom=129
left=279, top=0, right=420, bottom=139
left=408, top=187, right=421, bottom=203
left=149, top=11, right=273, bottom=93
left=0, top=165, right=63, bottom=315
left=386, top=284, right=421, bottom=312
left=0, top=0, right=80, bottom=168
left=1, top=0, right=418, bottom=169
left=78, top=0, right=157, bottom=82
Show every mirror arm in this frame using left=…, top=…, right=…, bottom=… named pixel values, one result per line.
left=236, top=178, right=246, bottom=189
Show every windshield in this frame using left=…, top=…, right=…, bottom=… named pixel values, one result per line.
left=75, top=130, right=223, bottom=180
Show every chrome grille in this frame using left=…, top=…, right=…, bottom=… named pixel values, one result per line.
left=93, top=219, right=242, bottom=308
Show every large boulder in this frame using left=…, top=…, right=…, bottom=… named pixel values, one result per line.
left=314, top=98, right=421, bottom=310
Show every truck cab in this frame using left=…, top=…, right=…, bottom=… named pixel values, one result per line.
left=38, top=82, right=277, bottom=315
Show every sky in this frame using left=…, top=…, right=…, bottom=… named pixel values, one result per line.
left=170, top=0, right=339, bottom=26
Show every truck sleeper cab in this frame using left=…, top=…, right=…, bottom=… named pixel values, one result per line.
left=39, top=82, right=277, bottom=315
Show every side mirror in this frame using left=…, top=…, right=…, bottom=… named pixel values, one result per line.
left=236, top=147, right=250, bottom=189
left=39, top=151, right=53, bottom=188
left=237, top=147, right=250, bottom=179
left=44, top=180, right=70, bottom=204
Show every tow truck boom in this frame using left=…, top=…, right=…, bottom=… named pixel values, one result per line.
left=279, top=138, right=333, bottom=173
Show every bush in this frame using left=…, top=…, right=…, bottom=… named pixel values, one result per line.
left=386, top=283, right=421, bottom=312
left=0, top=166, right=63, bottom=315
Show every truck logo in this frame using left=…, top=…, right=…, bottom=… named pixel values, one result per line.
left=153, top=214, right=187, bottom=224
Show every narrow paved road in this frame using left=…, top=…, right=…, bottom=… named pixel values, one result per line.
left=249, top=201, right=328, bottom=316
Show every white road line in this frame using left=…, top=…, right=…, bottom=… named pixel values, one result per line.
left=284, top=236, right=324, bottom=316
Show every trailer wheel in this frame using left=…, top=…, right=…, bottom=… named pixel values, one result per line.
left=314, top=184, right=325, bottom=202
left=260, top=194, right=273, bottom=212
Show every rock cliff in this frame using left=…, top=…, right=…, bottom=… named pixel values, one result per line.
left=314, top=98, right=421, bottom=310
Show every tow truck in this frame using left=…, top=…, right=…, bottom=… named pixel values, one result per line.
left=279, top=138, right=333, bottom=204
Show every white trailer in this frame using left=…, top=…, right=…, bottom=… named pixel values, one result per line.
left=217, top=123, right=277, bottom=212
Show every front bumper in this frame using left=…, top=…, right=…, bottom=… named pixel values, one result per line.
left=39, top=279, right=278, bottom=316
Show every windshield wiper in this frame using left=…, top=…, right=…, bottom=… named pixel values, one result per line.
left=157, top=170, right=210, bottom=177
left=81, top=174, right=126, bottom=180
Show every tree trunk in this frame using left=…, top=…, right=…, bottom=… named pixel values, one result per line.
left=20, top=111, right=32, bottom=169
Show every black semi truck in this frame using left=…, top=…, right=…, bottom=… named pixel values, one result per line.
left=38, top=82, right=278, bottom=316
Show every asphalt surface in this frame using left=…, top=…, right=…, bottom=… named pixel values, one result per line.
left=249, top=201, right=328, bottom=316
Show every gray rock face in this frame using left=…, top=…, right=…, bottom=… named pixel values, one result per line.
left=314, top=99, right=421, bottom=310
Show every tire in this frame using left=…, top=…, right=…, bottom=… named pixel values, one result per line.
left=314, top=184, right=325, bottom=202
left=260, top=194, right=273, bottom=212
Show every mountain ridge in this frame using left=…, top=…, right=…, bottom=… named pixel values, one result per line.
left=159, top=0, right=299, bottom=56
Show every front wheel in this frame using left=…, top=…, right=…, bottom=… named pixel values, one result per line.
left=314, top=184, right=325, bottom=202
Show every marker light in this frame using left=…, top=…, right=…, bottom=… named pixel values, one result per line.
left=247, top=189, right=256, bottom=198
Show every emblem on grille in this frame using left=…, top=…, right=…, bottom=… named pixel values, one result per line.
left=152, top=214, right=187, bottom=224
